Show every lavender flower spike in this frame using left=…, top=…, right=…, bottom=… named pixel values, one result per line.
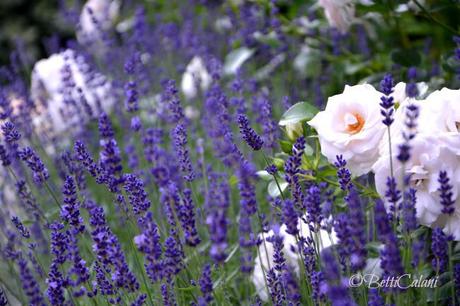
left=135, top=212, right=163, bottom=283
left=431, top=228, right=449, bottom=273
left=18, top=147, right=50, bottom=185
left=11, top=216, right=30, bottom=238
left=198, top=264, right=213, bottom=305
left=379, top=73, right=395, bottom=126
left=438, top=171, right=455, bottom=215
left=172, top=123, right=195, bottom=182
left=123, top=173, right=151, bottom=216
left=0, top=287, right=7, bottom=306
left=238, top=114, right=264, bottom=151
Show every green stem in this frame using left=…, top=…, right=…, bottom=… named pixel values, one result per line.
left=412, top=0, right=458, bottom=34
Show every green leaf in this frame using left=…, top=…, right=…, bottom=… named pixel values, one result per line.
left=391, top=49, right=422, bottom=67
left=256, top=170, right=272, bottom=181
left=304, top=143, right=314, bottom=156
left=267, top=180, right=288, bottom=198
left=280, top=140, right=293, bottom=154
left=223, top=47, right=254, bottom=75
left=253, top=31, right=280, bottom=48
left=279, top=102, right=318, bottom=126
left=229, top=175, right=238, bottom=186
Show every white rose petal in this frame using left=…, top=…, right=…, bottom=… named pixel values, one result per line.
left=181, top=56, right=211, bottom=100
left=77, top=0, right=120, bottom=45
left=252, top=218, right=336, bottom=301
left=318, top=0, right=355, bottom=33
left=31, top=49, right=114, bottom=134
left=373, top=133, right=460, bottom=239
left=308, top=84, right=386, bottom=176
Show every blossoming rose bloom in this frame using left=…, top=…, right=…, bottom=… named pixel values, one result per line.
left=252, top=218, right=336, bottom=301
left=308, top=84, right=385, bottom=176
left=420, top=88, right=460, bottom=135
left=181, top=56, right=212, bottom=100
left=373, top=133, right=460, bottom=240
left=31, top=49, right=114, bottom=134
left=77, top=0, right=120, bottom=45
left=318, top=0, right=355, bottom=33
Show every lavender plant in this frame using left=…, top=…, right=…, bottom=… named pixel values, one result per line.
left=0, top=1, right=459, bottom=306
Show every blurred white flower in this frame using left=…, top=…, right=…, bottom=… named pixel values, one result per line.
left=31, top=49, right=114, bottom=134
left=308, top=84, right=385, bottom=176
left=252, top=219, right=336, bottom=301
left=318, top=0, right=355, bottom=33
left=373, top=133, right=460, bottom=240
left=181, top=56, right=212, bottom=100
left=420, top=88, right=460, bottom=135
left=184, top=106, right=200, bottom=120
left=77, top=0, right=120, bottom=45
left=391, top=82, right=428, bottom=104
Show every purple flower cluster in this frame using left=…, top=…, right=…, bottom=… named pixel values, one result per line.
left=237, top=114, right=264, bottom=151
left=385, top=176, right=401, bottom=222
left=284, top=137, right=306, bottom=207
left=397, top=104, right=419, bottom=163
left=18, top=257, right=46, bottom=306
left=345, top=188, right=367, bottom=271
left=60, top=176, right=85, bottom=233
left=431, top=228, right=450, bottom=273
left=172, top=123, right=195, bottom=182
left=205, top=171, right=230, bottom=263
left=135, top=212, right=163, bottom=283
left=123, top=173, right=151, bottom=215
left=11, top=216, right=30, bottom=239
left=334, top=155, right=352, bottom=191
left=0, top=287, right=7, bottom=306
left=438, top=171, right=455, bottom=215
left=19, top=147, right=49, bottom=185
left=198, top=264, right=213, bottom=305
left=88, top=203, right=139, bottom=292
left=178, top=189, right=201, bottom=246
left=379, top=73, right=395, bottom=126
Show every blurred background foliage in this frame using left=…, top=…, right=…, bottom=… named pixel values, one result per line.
left=0, top=0, right=460, bottom=98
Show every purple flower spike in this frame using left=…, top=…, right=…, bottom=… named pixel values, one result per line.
left=123, top=173, right=151, bottom=216
left=379, top=73, right=395, bottom=126
left=237, top=114, right=264, bottom=151
left=334, top=155, right=352, bottom=191
left=19, top=147, right=49, bottom=185
left=135, top=212, right=163, bottom=283
left=431, top=228, right=450, bottom=273
left=438, top=171, right=455, bottom=215
left=46, top=261, right=66, bottom=305
left=11, top=216, right=30, bottom=239
left=178, top=188, right=201, bottom=247
left=0, top=143, right=10, bottom=166
left=60, top=176, right=85, bottom=233
left=283, top=199, right=298, bottom=236
left=172, top=123, right=195, bottom=182
left=0, top=287, right=7, bottom=306
left=18, top=257, right=46, bottom=306
left=198, top=264, right=213, bottom=305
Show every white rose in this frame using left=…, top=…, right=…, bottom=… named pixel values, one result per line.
left=31, top=49, right=114, bottom=134
left=391, top=82, right=428, bottom=104
left=420, top=88, right=460, bottom=135
left=181, top=56, right=211, bottom=100
left=252, top=219, right=336, bottom=301
left=317, top=0, right=355, bottom=33
left=77, top=0, right=119, bottom=45
left=373, top=133, right=460, bottom=240
left=377, top=97, right=424, bottom=157
left=308, top=84, right=385, bottom=176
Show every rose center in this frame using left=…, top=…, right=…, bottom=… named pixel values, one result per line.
left=344, top=112, right=365, bottom=134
